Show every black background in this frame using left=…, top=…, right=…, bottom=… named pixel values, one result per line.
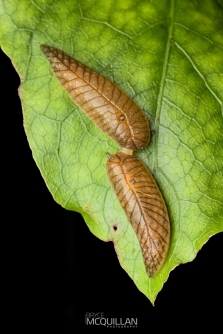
left=1, top=47, right=222, bottom=332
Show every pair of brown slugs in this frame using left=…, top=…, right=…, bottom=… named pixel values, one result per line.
left=41, top=44, right=170, bottom=277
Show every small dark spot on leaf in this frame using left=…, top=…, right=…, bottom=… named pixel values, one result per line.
left=106, top=152, right=112, bottom=158
left=129, top=178, right=136, bottom=185
left=113, top=225, right=118, bottom=231
left=118, top=114, right=125, bottom=121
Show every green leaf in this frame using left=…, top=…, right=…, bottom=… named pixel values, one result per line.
left=1, top=0, right=223, bottom=304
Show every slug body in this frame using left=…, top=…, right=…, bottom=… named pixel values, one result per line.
left=41, top=45, right=150, bottom=150
left=106, top=152, right=170, bottom=277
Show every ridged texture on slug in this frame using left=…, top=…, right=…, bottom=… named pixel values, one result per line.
left=106, top=152, right=170, bottom=277
left=41, top=45, right=150, bottom=150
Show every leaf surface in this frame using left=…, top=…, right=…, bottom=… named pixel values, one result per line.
left=0, top=0, right=223, bottom=303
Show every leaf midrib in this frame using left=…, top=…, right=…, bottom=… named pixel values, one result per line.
left=153, top=0, right=176, bottom=172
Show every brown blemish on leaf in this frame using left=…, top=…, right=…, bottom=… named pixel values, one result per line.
left=106, top=152, right=170, bottom=277
left=41, top=44, right=150, bottom=151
